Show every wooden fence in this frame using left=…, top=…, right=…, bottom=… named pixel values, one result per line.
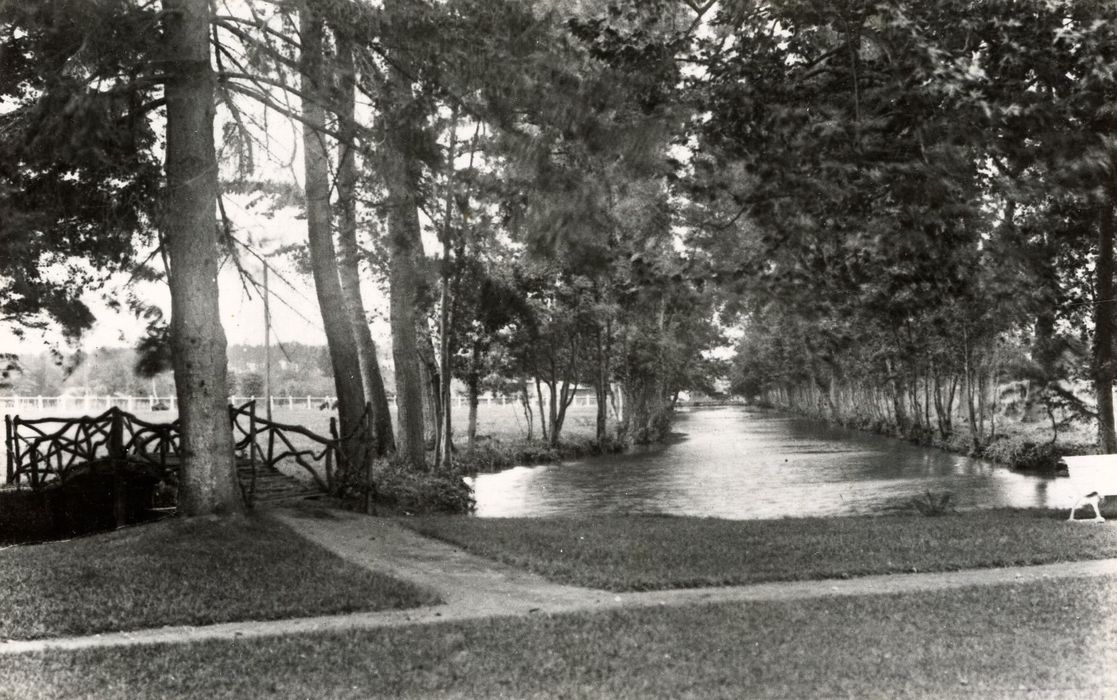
left=0, top=395, right=339, bottom=414
left=0, top=392, right=601, bottom=415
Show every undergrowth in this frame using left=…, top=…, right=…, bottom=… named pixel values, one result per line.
left=453, top=435, right=623, bottom=475
left=371, top=460, right=476, bottom=515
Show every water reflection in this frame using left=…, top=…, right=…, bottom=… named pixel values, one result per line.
left=468, top=406, right=1085, bottom=519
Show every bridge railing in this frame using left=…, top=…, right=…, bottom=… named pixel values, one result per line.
left=228, top=401, right=336, bottom=495
left=5, top=407, right=181, bottom=489
left=4, top=402, right=342, bottom=505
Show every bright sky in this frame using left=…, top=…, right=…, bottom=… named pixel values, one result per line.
left=1, top=192, right=394, bottom=358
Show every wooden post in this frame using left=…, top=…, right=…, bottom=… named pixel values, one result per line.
left=263, top=262, right=273, bottom=422
left=246, top=401, right=257, bottom=508
left=29, top=435, right=40, bottom=489
left=5, top=415, right=14, bottom=484
left=109, top=408, right=127, bottom=527
left=327, top=416, right=338, bottom=492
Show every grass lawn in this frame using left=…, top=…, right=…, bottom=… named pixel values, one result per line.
left=0, top=513, right=439, bottom=640
left=401, top=509, right=1117, bottom=591
left=2, top=575, right=1113, bottom=698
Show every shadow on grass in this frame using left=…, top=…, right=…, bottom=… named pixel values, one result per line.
left=0, top=512, right=439, bottom=640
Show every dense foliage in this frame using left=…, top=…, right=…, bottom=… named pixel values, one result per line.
left=4, top=0, right=1117, bottom=510
left=705, top=0, right=1117, bottom=452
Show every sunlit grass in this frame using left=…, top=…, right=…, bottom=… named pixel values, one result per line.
left=0, top=513, right=439, bottom=640
left=401, top=510, right=1117, bottom=591
left=3, top=576, right=1113, bottom=698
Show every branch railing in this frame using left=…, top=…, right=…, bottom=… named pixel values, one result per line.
left=4, top=401, right=349, bottom=506
left=5, top=407, right=180, bottom=489
left=227, top=400, right=338, bottom=495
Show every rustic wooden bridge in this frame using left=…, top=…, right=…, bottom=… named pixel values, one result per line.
left=3, top=402, right=343, bottom=517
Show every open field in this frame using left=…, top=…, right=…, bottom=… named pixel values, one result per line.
left=401, top=509, right=1117, bottom=591
left=0, top=513, right=438, bottom=640
left=1, top=401, right=602, bottom=442
left=2, top=575, right=1113, bottom=698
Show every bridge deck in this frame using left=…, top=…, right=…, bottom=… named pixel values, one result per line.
left=236, top=461, right=321, bottom=505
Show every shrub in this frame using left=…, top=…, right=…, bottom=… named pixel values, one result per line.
left=371, top=460, right=475, bottom=515
left=453, top=436, right=622, bottom=475
left=937, top=431, right=974, bottom=456
left=981, top=438, right=1065, bottom=473
left=910, top=491, right=954, bottom=516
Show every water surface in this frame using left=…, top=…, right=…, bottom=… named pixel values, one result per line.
left=468, top=406, right=1081, bottom=519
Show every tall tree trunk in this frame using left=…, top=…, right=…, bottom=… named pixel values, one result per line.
left=550, top=337, right=581, bottom=445
left=1095, top=195, right=1117, bottom=452
left=163, top=0, right=242, bottom=516
left=620, top=376, right=671, bottom=446
left=932, top=363, right=952, bottom=439
left=546, top=377, right=558, bottom=446
left=385, top=197, right=427, bottom=468
left=534, top=375, right=549, bottom=443
left=437, top=109, right=459, bottom=470
left=416, top=319, right=442, bottom=453
left=466, top=344, right=482, bottom=449
left=962, top=328, right=980, bottom=450
left=300, top=7, right=368, bottom=486
left=518, top=374, right=534, bottom=442
left=381, top=1, right=427, bottom=469
left=886, top=357, right=908, bottom=436
left=332, top=29, right=394, bottom=458
left=594, top=319, right=610, bottom=444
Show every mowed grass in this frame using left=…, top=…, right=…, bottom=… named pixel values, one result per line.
left=3, top=576, right=1114, bottom=699
left=401, top=510, right=1117, bottom=591
left=0, top=513, right=439, bottom=640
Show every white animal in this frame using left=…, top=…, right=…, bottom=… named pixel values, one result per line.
left=1068, top=491, right=1105, bottom=522
left=1060, top=456, right=1117, bottom=523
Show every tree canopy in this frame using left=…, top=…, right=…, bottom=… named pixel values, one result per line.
left=5, top=0, right=1117, bottom=509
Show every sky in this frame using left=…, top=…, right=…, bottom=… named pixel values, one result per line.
left=1, top=192, right=393, bottom=358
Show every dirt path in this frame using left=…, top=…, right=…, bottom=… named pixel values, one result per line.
left=4, top=504, right=1117, bottom=656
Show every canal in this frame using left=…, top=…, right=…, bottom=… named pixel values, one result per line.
left=468, top=406, right=1082, bottom=519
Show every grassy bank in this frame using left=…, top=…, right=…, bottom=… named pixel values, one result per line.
left=0, top=513, right=438, bottom=640
left=756, top=401, right=1100, bottom=473
left=923, top=416, right=1096, bottom=473
left=3, top=576, right=1112, bottom=698
left=452, top=433, right=620, bottom=475
left=401, top=510, right=1117, bottom=591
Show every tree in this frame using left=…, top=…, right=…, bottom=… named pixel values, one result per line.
left=1, top=0, right=244, bottom=514
left=375, top=0, right=431, bottom=470
left=0, top=354, right=22, bottom=391
left=239, top=371, right=265, bottom=397
left=0, top=1, right=161, bottom=341
left=330, top=26, right=394, bottom=458
left=691, top=0, right=1117, bottom=456
left=298, top=3, right=373, bottom=485
left=163, top=0, right=242, bottom=516
left=969, top=1, right=1117, bottom=449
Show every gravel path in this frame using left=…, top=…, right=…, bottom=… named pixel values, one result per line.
left=4, top=504, right=1117, bottom=656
